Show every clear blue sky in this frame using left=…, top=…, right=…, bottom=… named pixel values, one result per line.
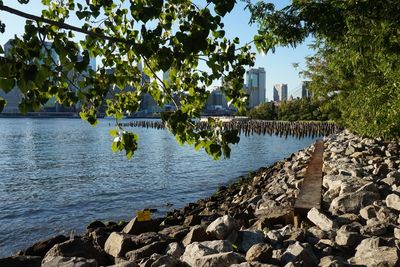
left=0, top=0, right=313, bottom=100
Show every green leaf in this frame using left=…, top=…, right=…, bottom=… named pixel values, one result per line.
left=0, top=78, right=15, bottom=93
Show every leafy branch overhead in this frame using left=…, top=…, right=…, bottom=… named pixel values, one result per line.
left=0, top=0, right=255, bottom=159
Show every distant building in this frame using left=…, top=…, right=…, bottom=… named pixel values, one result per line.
left=301, top=81, right=312, bottom=98
left=204, top=86, right=234, bottom=115
left=273, top=83, right=288, bottom=101
left=245, top=67, right=266, bottom=108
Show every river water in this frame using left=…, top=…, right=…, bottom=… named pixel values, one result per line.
left=0, top=118, right=318, bottom=257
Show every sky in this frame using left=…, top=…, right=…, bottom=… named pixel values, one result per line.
left=0, top=0, right=314, bottom=100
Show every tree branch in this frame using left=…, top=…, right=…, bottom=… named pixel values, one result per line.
left=0, top=3, right=127, bottom=44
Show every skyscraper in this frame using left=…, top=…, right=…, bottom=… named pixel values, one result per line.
left=301, top=81, right=312, bottom=98
left=273, top=83, right=288, bottom=101
left=245, top=67, right=266, bottom=108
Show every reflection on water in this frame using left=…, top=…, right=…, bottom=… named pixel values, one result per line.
left=0, top=118, right=318, bottom=256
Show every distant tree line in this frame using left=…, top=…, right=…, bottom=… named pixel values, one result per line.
left=246, top=98, right=340, bottom=122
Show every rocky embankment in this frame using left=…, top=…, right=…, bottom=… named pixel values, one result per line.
left=2, top=130, right=400, bottom=267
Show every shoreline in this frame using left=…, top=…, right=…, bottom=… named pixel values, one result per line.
left=2, top=130, right=400, bottom=266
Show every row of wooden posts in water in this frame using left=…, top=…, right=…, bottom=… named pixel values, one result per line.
left=118, top=119, right=342, bottom=138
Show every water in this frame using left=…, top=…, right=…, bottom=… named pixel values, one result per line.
left=0, top=118, right=317, bottom=257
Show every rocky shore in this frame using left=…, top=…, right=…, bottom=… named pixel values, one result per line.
left=2, top=130, right=400, bottom=267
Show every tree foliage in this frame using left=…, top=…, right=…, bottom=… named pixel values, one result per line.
left=247, top=0, right=400, bottom=139
left=0, top=0, right=255, bottom=159
left=247, top=97, right=340, bottom=122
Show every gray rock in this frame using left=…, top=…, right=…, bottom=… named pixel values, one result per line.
left=206, top=215, right=237, bottom=240
left=150, top=255, right=183, bottom=267
left=43, top=239, right=109, bottom=266
left=123, top=218, right=159, bottom=235
left=182, top=225, right=210, bottom=247
left=245, top=243, right=273, bottom=263
left=104, top=232, right=135, bottom=258
left=236, top=230, right=265, bottom=253
left=180, top=240, right=233, bottom=266
left=107, top=261, right=138, bottom=267
left=194, top=252, right=245, bottom=267
left=281, top=242, right=318, bottom=267
left=24, top=235, right=68, bottom=257
left=359, top=205, right=376, bottom=220
left=158, top=225, right=189, bottom=241
left=307, top=207, right=337, bottom=231
left=335, top=226, right=362, bottom=247
left=165, top=242, right=184, bottom=258
left=318, top=256, right=345, bottom=267
left=350, top=245, right=399, bottom=267
left=361, top=218, right=387, bottom=236
left=125, top=241, right=168, bottom=262
left=386, top=193, right=400, bottom=211
left=42, top=256, right=97, bottom=267
left=329, top=190, right=380, bottom=215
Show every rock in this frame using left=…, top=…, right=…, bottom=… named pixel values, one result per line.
left=41, top=256, right=97, bottom=267
left=123, top=218, right=159, bottom=235
left=281, top=242, right=318, bottom=267
left=318, top=256, right=345, bottom=267
left=194, top=252, right=245, bottom=267
left=373, top=163, right=389, bottom=178
left=88, top=228, right=110, bottom=249
left=306, top=227, right=330, bottom=240
left=245, top=243, right=273, bottom=263
left=182, top=225, right=210, bottom=247
left=0, top=255, right=42, bottom=267
left=307, top=207, right=337, bottom=231
left=104, top=232, right=135, bottom=258
left=335, top=213, right=360, bottom=225
left=376, top=206, right=398, bottom=224
left=361, top=218, right=387, bottom=236
left=86, top=220, right=106, bottom=230
left=206, top=215, right=237, bottom=240
left=386, top=193, right=400, bottom=211
left=42, top=238, right=109, bottom=266
left=24, top=235, right=69, bottom=257
left=165, top=242, right=185, bottom=258
left=350, top=245, right=399, bottom=266
left=329, top=190, right=380, bottom=215
left=158, top=225, right=189, bottom=241
left=183, top=215, right=205, bottom=226
left=150, top=254, right=184, bottom=267
left=266, top=230, right=283, bottom=246
left=359, top=205, right=376, bottom=220
left=125, top=241, right=168, bottom=262
left=131, top=232, right=163, bottom=248
left=181, top=240, right=232, bottom=266
left=236, top=230, right=265, bottom=253
left=335, top=225, right=362, bottom=247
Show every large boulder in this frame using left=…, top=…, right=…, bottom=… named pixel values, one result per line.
left=182, top=225, right=210, bottom=247
left=281, top=242, right=318, bottom=267
left=245, top=243, right=273, bottom=263
left=125, top=241, right=168, bottom=262
left=350, top=245, right=399, bottom=266
left=386, top=194, right=400, bottom=211
left=194, top=252, right=245, bottom=267
left=42, top=238, right=109, bottom=266
left=307, top=207, right=337, bottom=231
left=181, top=240, right=232, bottom=266
left=206, top=215, right=237, bottom=240
left=41, top=256, right=97, bottom=267
left=122, top=217, right=159, bottom=235
left=104, top=232, right=135, bottom=258
left=236, top=230, right=265, bottom=253
left=329, top=190, right=380, bottom=215
left=24, top=235, right=68, bottom=257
